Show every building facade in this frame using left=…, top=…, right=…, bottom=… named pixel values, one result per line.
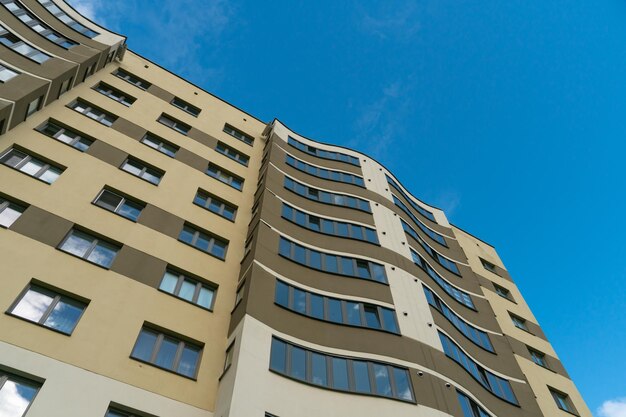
left=0, top=2, right=590, bottom=417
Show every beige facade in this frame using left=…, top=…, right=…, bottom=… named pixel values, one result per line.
left=0, top=2, right=589, bottom=417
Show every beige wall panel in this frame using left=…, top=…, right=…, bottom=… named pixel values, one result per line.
left=0, top=341, right=212, bottom=417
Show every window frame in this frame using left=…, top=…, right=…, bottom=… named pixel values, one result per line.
left=216, top=141, right=249, bottom=166
left=178, top=223, right=229, bottom=260
left=69, top=99, right=117, bottom=126
left=510, top=313, right=530, bottom=332
left=36, top=119, right=94, bottom=152
left=549, top=387, right=577, bottom=414
left=57, top=228, right=121, bottom=269
left=206, top=163, right=244, bottom=191
left=528, top=347, right=549, bottom=368
left=0, top=146, right=63, bottom=184
left=93, top=82, right=136, bottom=106
left=0, top=24, right=50, bottom=63
left=170, top=97, right=200, bottom=117
left=158, top=268, right=217, bottom=311
left=0, top=369, right=42, bottom=417
left=193, top=189, right=237, bottom=221
left=120, top=157, right=164, bottom=185
left=157, top=113, right=191, bottom=135
left=93, top=188, right=145, bottom=222
left=0, top=195, right=25, bottom=228
left=0, top=62, right=19, bottom=83
left=223, top=123, right=254, bottom=146
left=113, top=68, right=151, bottom=90
left=140, top=132, right=179, bottom=157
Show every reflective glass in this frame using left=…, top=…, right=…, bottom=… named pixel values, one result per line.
left=0, top=379, right=39, bottom=417
left=332, top=357, right=349, bottom=390
left=311, top=352, right=327, bottom=386
left=373, top=364, right=392, bottom=396
left=179, top=279, right=196, bottom=302
left=159, top=271, right=178, bottom=293
left=11, top=287, right=54, bottom=322
left=155, top=337, right=178, bottom=369
left=346, top=302, right=361, bottom=326
left=353, top=361, right=371, bottom=393
left=44, top=298, right=83, bottom=334
left=270, top=339, right=287, bottom=373
left=177, top=345, right=200, bottom=377
left=132, top=329, right=157, bottom=361
left=290, top=346, right=306, bottom=380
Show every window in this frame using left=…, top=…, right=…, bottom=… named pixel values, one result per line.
left=8, top=283, right=87, bottom=334
left=528, top=347, right=548, bottom=367
left=37, top=120, right=93, bottom=151
left=223, top=123, right=253, bottom=146
left=281, top=203, right=378, bottom=244
left=206, top=163, right=243, bottom=191
left=402, top=220, right=459, bottom=274
left=423, top=287, right=493, bottom=352
left=550, top=388, right=575, bottom=413
left=105, top=405, right=154, bottom=417
left=223, top=341, right=234, bottom=372
left=25, top=96, right=41, bottom=119
left=94, top=82, right=135, bottom=106
left=1, top=0, right=77, bottom=48
left=285, top=154, right=365, bottom=187
left=82, top=62, right=96, bottom=81
left=279, top=237, right=387, bottom=283
left=93, top=189, right=144, bottom=221
left=391, top=195, right=446, bottom=246
left=171, top=97, right=200, bottom=117
left=37, top=0, right=99, bottom=38
left=457, top=390, right=492, bottom=417
left=159, top=269, right=215, bottom=310
left=69, top=100, right=117, bottom=126
left=234, top=285, right=244, bottom=307
left=0, top=63, right=19, bottom=82
left=193, top=190, right=237, bottom=221
left=480, top=258, right=498, bottom=274
left=58, top=77, right=72, bottom=96
left=284, top=177, right=371, bottom=212
left=179, top=224, right=228, bottom=260
left=216, top=142, right=249, bottom=166
left=439, top=332, right=518, bottom=405
left=58, top=229, right=120, bottom=268
left=140, top=133, right=178, bottom=157
left=0, top=147, right=63, bottom=183
left=287, top=136, right=360, bottom=166
left=411, top=249, right=474, bottom=309
left=113, top=68, right=151, bottom=89
left=157, top=114, right=190, bottom=135
left=131, top=326, right=202, bottom=378
left=493, top=284, right=513, bottom=301
left=0, top=24, right=49, bottom=63
left=510, top=313, right=529, bottom=332
left=270, top=338, right=414, bottom=402
left=275, top=280, right=399, bottom=333
left=0, top=196, right=25, bottom=228
left=0, top=370, right=41, bottom=417
left=120, top=158, right=164, bottom=185
left=386, top=175, right=437, bottom=222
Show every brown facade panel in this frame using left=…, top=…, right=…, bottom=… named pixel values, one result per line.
left=506, top=336, right=570, bottom=378
left=147, top=84, right=175, bottom=103
left=85, top=139, right=128, bottom=167
left=110, top=245, right=168, bottom=288
left=9, top=205, right=73, bottom=247
left=175, top=148, right=209, bottom=172
left=138, top=204, right=185, bottom=239
left=111, top=117, right=147, bottom=140
left=188, top=128, right=219, bottom=149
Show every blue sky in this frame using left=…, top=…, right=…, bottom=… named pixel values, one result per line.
left=71, top=1, right=626, bottom=414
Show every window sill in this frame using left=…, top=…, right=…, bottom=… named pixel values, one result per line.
left=129, top=357, right=197, bottom=381
left=5, top=312, right=73, bottom=336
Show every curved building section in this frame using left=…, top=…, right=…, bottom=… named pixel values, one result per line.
left=0, top=3, right=591, bottom=417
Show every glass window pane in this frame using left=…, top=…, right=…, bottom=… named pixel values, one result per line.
left=393, top=368, right=413, bottom=400
left=294, top=245, right=306, bottom=264
left=19, top=159, right=44, bottom=176
left=381, top=308, right=399, bottom=333
left=0, top=379, right=39, bottom=417
left=43, top=298, right=84, bottom=334
left=356, top=261, right=371, bottom=279
left=179, top=227, right=195, bottom=244
left=177, top=345, right=200, bottom=377
left=310, top=294, right=324, bottom=320
left=0, top=205, right=23, bottom=228
left=353, top=361, right=371, bottom=393
left=159, top=271, right=179, bottom=294
left=321, top=219, right=334, bottom=234
left=197, top=287, right=214, bottom=309
left=340, top=257, right=354, bottom=276
left=327, top=298, right=343, bottom=323
left=38, top=166, right=61, bottom=183
left=11, top=287, right=55, bottom=322
left=336, top=222, right=348, bottom=236
left=371, top=264, right=387, bottom=283
left=373, top=364, right=392, bottom=396
left=364, top=305, right=381, bottom=329
left=270, top=339, right=287, bottom=373
left=179, top=279, right=196, bottom=302
left=132, top=329, right=158, bottom=361
left=118, top=200, right=143, bottom=221
left=293, top=288, right=306, bottom=314
left=309, top=250, right=322, bottom=269
left=87, top=241, right=118, bottom=267
left=346, top=302, right=361, bottom=326
left=155, top=337, right=179, bottom=369
left=95, top=190, right=122, bottom=211
left=275, top=281, right=289, bottom=307
left=290, top=346, right=306, bottom=380
left=60, top=231, right=93, bottom=257
left=332, top=357, right=349, bottom=390
left=311, top=352, right=327, bottom=386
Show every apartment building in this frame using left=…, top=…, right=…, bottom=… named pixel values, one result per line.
left=0, top=2, right=591, bottom=417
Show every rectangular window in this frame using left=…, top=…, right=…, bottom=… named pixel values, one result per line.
left=131, top=326, right=202, bottom=378
left=223, top=123, right=253, bottom=145
left=93, top=189, right=144, bottom=221
left=58, top=229, right=120, bottom=268
left=140, top=133, right=178, bottom=157
left=113, top=68, right=151, bottom=90
left=223, top=341, right=234, bottom=372
left=386, top=175, right=437, bottom=222
left=285, top=154, right=365, bottom=187
left=179, top=224, right=228, bottom=260
left=0, top=24, right=49, bottom=63
left=58, top=77, right=72, bottom=96
left=216, top=142, right=249, bottom=166
left=120, top=158, right=164, bottom=185
left=37, top=120, right=93, bottom=151
left=159, top=269, right=216, bottom=310
left=550, top=388, right=575, bottom=413
left=0, top=196, right=25, bottom=228
left=37, top=0, right=99, bottom=38
left=287, top=136, right=360, bottom=166
left=69, top=99, right=117, bottom=126
left=206, top=163, right=243, bottom=191
left=480, top=258, right=498, bottom=274
left=493, top=284, right=513, bottom=301
left=0, top=63, right=19, bottom=82
left=0, top=147, right=63, bottom=183
left=171, top=97, right=200, bottom=117
left=510, top=313, right=529, bottom=331
left=157, top=114, right=190, bottom=135
left=284, top=177, right=371, bottom=212
left=25, top=96, right=41, bottom=119
left=269, top=337, right=414, bottom=402
left=0, top=370, right=41, bottom=417
left=391, top=195, right=446, bottom=246
left=105, top=405, right=155, bottom=417
left=94, top=82, right=136, bottom=106
left=8, top=283, right=87, bottom=335
left=193, top=189, right=237, bottom=221
left=457, top=390, right=492, bottom=417
left=528, top=347, right=548, bottom=368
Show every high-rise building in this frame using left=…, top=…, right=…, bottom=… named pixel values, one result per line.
left=0, top=2, right=591, bottom=417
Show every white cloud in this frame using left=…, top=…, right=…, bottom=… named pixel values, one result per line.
left=66, top=0, right=105, bottom=25
left=598, top=398, right=626, bottom=417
